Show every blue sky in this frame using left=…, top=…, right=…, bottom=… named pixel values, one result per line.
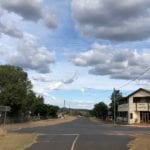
left=0, top=0, right=150, bottom=109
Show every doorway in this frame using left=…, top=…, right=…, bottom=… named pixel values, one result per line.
left=140, top=112, right=150, bottom=123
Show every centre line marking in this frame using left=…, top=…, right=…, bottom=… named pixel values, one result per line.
left=71, top=134, right=79, bottom=150
left=42, top=134, right=79, bottom=136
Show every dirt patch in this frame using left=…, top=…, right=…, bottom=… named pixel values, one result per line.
left=0, top=133, right=38, bottom=150
left=0, top=128, right=7, bottom=137
left=1, top=115, right=77, bottom=130
left=129, top=135, right=150, bottom=150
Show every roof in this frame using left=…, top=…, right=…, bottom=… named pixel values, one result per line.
left=126, top=88, right=150, bottom=98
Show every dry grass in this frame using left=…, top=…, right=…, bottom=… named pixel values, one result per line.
left=90, top=117, right=112, bottom=124
left=129, top=135, right=150, bottom=150
left=90, top=117, right=102, bottom=123
left=0, top=128, right=7, bottom=137
left=0, top=115, right=77, bottom=130
left=0, top=133, right=38, bottom=150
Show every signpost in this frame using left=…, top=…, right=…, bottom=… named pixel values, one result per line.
left=0, top=106, right=11, bottom=112
left=0, top=106, right=11, bottom=125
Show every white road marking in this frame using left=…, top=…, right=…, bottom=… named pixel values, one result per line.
left=71, top=134, right=79, bottom=150
left=42, top=134, right=79, bottom=136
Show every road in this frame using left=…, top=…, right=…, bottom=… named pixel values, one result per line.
left=18, top=117, right=150, bottom=150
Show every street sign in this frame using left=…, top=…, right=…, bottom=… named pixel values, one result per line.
left=0, top=106, right=11, bottom=112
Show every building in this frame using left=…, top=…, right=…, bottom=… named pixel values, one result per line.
left=118, top=88, right=150, bottom=124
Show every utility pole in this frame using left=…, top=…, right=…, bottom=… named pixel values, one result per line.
left=69, top=101, right=71, bottom=114
left=4, top=111, right=7, bottom=126
left=64, top=100, right=66, bottom=109
left=63, top=100, right=66, bottom=117
left=113, top=92, right=116, bottom=126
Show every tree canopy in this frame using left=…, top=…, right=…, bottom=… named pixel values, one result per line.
left=109, top=89, right=123, bottom=119
left=0, top=65, right=33, bottom=116
left=0, top=65, right=59, bottom=122
left=92, top=102, right=108, bottom=120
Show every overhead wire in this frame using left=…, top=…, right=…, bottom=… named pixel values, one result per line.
left=119, top=66, right=150, bottom=89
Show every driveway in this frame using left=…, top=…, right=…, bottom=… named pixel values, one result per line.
left=18, top=117, right=150, bottom=150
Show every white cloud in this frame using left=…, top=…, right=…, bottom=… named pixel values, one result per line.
left=0, top=22, right=23, bottom=38
left=72, top=0, right=150, bottom=41
left=71, top=100, right=95, bottom=109
left=0, top=6, right=24, bottom=38
left=51, top=96, right=57, bottom=101
left=32, top=75, right=51, bottom=82
left=42, top=11, right=58, bottom=29
left=80, top=88, right=85, bottom=93
left=8, top=34, right=55, bottom=73
left=71, top=43, right=150, bottom=80
left=49, top=81, right=64, bottom=90
left=48, top=74, right=77, bottom=90
left=0, top=0, right=58, bottom=29
left=0, top=43, right=5, bottom=54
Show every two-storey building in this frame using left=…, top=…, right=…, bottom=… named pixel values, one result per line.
left=118, top=88, right=150, bottom=124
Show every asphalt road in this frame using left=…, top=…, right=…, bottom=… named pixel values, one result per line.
left=18, top=117, right=150, bottom=150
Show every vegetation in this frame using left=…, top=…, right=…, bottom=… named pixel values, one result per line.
left=91, top=102, right=108, bottom=120
left=109, top=89, right=123, bottom=120
left=0, top=133, right=38, bottom=150
left=33, top=103, right=59, bottom=118
left=0, top=65, right=59, bottom=122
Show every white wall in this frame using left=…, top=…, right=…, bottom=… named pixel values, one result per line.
left=128, top=90, right=150, bottom=124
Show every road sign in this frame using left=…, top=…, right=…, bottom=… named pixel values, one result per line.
left=0, top=106, right=11, bottom=112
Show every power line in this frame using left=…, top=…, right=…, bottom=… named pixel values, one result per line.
left=119, top=66, right=150, bottom=89
left=97, top=66, right=150, bottom=100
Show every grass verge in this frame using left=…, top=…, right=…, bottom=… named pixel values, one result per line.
left=90, top=117, right=112, bottom=124
left=129, top=135, right=150, bottom=150
left=1, top=115, right=77, bottom=130
left=0, top=131, right=38, bottom=150
left=90, top=117, right=102, bottom=123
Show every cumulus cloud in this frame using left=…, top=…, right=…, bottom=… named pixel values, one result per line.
left=49, top=81, right=64, bottom=90
left=0, top=22, right=23, bottom=38
left=71, top=100, right=94, bottom=109
left=72, top=0, right=150, bottom=41
left=0, top=0, right=58, bottom=29
left=48, top=74, right=77, bottom=90
left=32, top=75, right=51, bottom=82
left=0, top=6, right=23, bottom=38
left=8, top=35, right=55, bottom=73
left=0, top=43, right=5, bottom=54
left=71, top=43, right=150, bottom=80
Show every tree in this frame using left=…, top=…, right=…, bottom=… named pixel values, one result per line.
left=32, top=103, right=59, bottom=118
left=0, top=65, right=34, bottom=119
left=109, top=89, right=123, bottom=120
left=47, top=105, right=59, bottom=117
left=33, top=103, right=48, bottom=118
left=0, top=65, right=60, bottom=122
left=92, top=102, right=108, bottom=120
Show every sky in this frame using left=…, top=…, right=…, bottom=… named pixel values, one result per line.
left=0, top=0, right=150, bottom=109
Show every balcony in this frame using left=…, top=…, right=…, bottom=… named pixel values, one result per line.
left=118, top=104, right=128, bottom=111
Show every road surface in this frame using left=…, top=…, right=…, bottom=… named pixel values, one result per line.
left=18, top=117, right=150, bottom=150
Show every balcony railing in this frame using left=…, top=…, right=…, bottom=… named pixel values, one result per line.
left=118, top=104, right=128, bottom=111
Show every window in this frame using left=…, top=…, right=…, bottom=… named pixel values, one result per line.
left=119, top=98, right=128, bottom=104
left=130, top=113, right=133, bottom=119
left=133, top=97, right=149, bottom=103
left=118, top=112, right=128, bottom=118
left=133, top=97, right=141, bottom=103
